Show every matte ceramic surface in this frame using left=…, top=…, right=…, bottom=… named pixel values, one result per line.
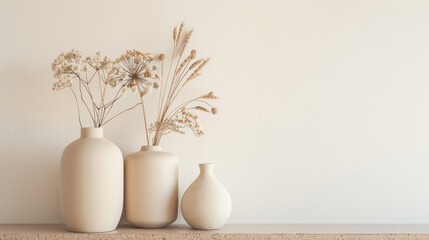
left=125, top=146, right=178, bottom=228
left=181, top=163, right=232, bottom=230
left=60, top=128, right=124, bottom=233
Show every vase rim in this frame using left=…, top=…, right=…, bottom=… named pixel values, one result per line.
left=199, top=163, right=214, bottom=166
left=140, top=145, right=162, bottom=151
left=81, top=127, right=103, bottom=138
left=199, top=163, right=214, bottom=174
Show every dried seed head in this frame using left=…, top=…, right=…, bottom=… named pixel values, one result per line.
left=176, top=53, right=193, bottom=74
left=195, top=106, right=209, bottom=112
left=177, top=22, right=184, bottom=43
left=197, top=58, right=210, bottom=71
left=189, top=59, right=204, bottom=70
left=186, top=72, right=201, bottom=82
left=128, top=82, right=137, bottom=92
left=180, top=30, right=193, bottom=56
left=209, top=92, right=217, bottom=98
left=173, top=27, right=177, bottom=44
left=153, top=82, right=159, bottom=89
left=159, top=54, right=165, bottom=61
left=134, top=56, right=142, bottom=64
left=201, top=92, right=219, bottom=99
left=211, top=107, right=218, bottom=115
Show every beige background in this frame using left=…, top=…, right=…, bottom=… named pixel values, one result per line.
left=2, top=0, right=429, bottom=224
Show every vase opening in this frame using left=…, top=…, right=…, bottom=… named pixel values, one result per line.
left=81, top=127, right=103, bottom=138
left=199, top=163, right=214, bottom=175
left=140, top=145, right=162, bottom=151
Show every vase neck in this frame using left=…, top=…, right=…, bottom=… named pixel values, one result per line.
left=81, top=127, right=103, bottom=138
left=141, top=146, right=162, bottom=151
left=199, top=163, right=214, bottom=175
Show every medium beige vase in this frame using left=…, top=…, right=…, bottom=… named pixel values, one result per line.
left=125, top=146, right=178, bottom=228
left=61, top=127, right=123, bottom=233
left=181, top=163, right=232, bottom=230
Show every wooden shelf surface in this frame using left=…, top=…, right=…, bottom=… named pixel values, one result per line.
left=2, top=224, right=429, bottom=239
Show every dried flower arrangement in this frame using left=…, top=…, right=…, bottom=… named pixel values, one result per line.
left=128, top=22, right=218, bottom=146
left=51, top=22, right=218, bottom=145
left=51, top=50, right=143, bottom=127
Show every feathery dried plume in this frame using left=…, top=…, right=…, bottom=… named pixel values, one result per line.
left=197, top=58, right=210, bottom=72
left=176, top=51, right=195, bottom=74
left=186, top=58, right=209, bottom=83
left=186, top=72, right=201, bottom=82
left=177, top=22, right=184, bottom=45
left=136, top=23, right=218, bottom=145
left=179, top=30, right=193, bottom=56
left=201, top=92, right=219, bottom=99
left=189, top=59, right=204, bottom=70
left=190, top=49, right=197, bottom=58
left=173, top=27, right=177, bottom=45
left=194, top=106, right=210, bottom=112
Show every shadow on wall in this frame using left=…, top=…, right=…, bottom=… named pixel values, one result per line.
left=0, top=150, right=62, bottom=223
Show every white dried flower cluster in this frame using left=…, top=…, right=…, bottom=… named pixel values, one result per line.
left=149, top=119, right=186, bottom=136
left=178, top=109, right=204, bottom=136
left=51, top=49, right=85, bottom=91
left=116, top=50, right=158, bottom=97
left=171, top=108, right=204, bottom=137
left=51, top=49, right=145, bottom=128
left=51, top=50, right=125, bottom=91
left=52, top=77, right=72, bottom=91
left=86, top=52, right=125, bottom=87
left=149, top=108, right=204, bottom=137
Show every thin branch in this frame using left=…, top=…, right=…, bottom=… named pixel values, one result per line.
left=69, top=87, right=83, bottom=128
left=78, top=80, right=96, bottom=126
left=101, top=88, right=125, bottom=124
left=137, top=84, right=151, bottom=146
left=101, top=102, right=141, bottom=126
left=167, top=98, right=212, bottom=120
left=157, top=60, right=164, bottom=122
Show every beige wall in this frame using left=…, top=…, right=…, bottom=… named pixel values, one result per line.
left=2, top=0, right=429, bottom=223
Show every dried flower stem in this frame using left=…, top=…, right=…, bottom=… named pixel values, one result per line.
left=140, top=97, right=151, bottom=145
left=78, top=80, right=96, bottom=126
left=102, top=102, right=141, bottom=125
left=101, top=88, right=125, bottom=123
left=159, top=45, right=177, bottom=122
left=157, top=59, right=164, bottom=121
left=69, top=87, right=83, bottom=128
left=167, top=98, right=214, bottom=120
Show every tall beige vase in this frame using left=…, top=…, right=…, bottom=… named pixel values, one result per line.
left=125, top=146, right=178, bottom=228
left=61, top=127, right=123, bottom=233
left=181, top=163, right=232, bottom=230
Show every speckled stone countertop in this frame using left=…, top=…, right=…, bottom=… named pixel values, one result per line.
left=2, top=224, right=429, bottom=239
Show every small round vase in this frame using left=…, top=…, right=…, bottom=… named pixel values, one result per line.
left=125, top=146, right=178, bottom=228
left=181, top=163, right=232, bottom=230
left=61, top=127, right=123, bottom=233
